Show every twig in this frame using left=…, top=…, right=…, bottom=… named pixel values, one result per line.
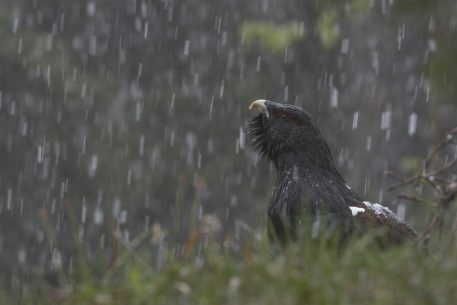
left=387, top=174, right=422, bottom=191
left=385, top=170, right=406, bottom=182
left=385, top=127, right=457, bottom=247
left=429, top=176, right=451, bottom=185
left=398, top=194, right=425, bottom=204
left=428, top=158, right=457, bottom=177
left=423, top=176, right=445, bottom=194
left=446, top=126, right=457, bottom=135
left=387, top=159, right=456, bottom=192
left=424, top=127, right=457, bottom=170
left=443, top=182, right=457, bottom=201
left=102, top=228, right=153, bottom=284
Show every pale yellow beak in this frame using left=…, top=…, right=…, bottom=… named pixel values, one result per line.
left=249, top=99, right=269, bottom=118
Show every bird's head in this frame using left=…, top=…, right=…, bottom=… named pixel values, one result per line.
left=248, top=99, right=334, bottom=171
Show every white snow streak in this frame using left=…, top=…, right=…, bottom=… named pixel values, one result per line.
left=349, top=206, right=366, bottom=216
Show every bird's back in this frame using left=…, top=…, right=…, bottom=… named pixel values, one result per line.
left=267, top=168, right=416, bottom=245
left=343, top=190, right=417, bottom=244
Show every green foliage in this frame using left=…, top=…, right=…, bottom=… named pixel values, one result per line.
left=20, top=231, right=457, bottom=305
left=392, top=0, right=436, bottom=13
left=346, top=0, right=370, bottom=17
left=241, top=1, right=371, bottom=52
left=241, top=21, right=306, bottom=54
left=391, top=0, right=457, bottom=106
left=316, top=9, right=341, bottom=49
left=314, top=0, right=370, bottom=48
left=428, top=45, right=457, bottom=104
left=399, top=155, right=423, bottom=173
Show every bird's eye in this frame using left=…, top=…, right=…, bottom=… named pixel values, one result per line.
left=275, top=110, right=299, bottom=124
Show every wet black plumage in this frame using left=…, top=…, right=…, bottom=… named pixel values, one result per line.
left=248, top=100, right=416, bottom=245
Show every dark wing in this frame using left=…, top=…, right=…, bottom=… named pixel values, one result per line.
left=344, top=191, right=417, bottom=244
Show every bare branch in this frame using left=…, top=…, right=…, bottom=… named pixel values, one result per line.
left=424, top=127, right=457, bottom=170
left=423, top=176, right=446, bottom=194
left=385, top=170, right=406, bottom=182
left=386, top=126, right=457, bottom=245
left=387, top=174, right=422, bottom=191
left=429, top=158, right=457, bottom=177
left=446, top=126, right=457, bottom=135
left=398, top=194, right=426, bottom=204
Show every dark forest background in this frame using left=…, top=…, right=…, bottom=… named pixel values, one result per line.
left=0, top=0, right=456, bottom=292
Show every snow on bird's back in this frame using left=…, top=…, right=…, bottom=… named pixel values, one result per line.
left=362, top=201, right=400, bottom=221
left=349, top=206, right=365, bottom=216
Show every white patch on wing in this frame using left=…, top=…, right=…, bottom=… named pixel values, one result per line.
left=349, top=206, right=365, bottom=216
left=362, top=201, right=399, bottom=220
left=345, top=183, right=351, bottom=190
